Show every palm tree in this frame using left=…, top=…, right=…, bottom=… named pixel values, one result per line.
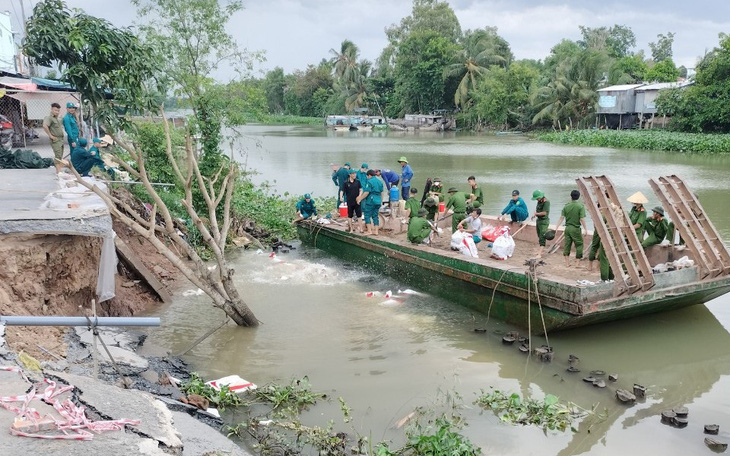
left=330, top=40, right=360, bottom=84
left=344, top=60, right=372, bottom=112
left=446, top=28, right=513, bottom=108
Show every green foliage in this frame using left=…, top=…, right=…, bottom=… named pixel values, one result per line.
left=476, top=389, right=581, bottom=432
left=23, top=0, right=161, bottom=129
left=649, top=32, right=675, bottom=62
left=180, top=372, right=242, bottom=410
left=251, top=377, right=325, bottom=417
left=657, top=34, right=730, bottom=133
left=644, top=58, right=680, bottom=82
left=538, top=129, right=730, bottom=154
left=262, top=114, right=324, bottom=125
left=263, top=67, right=285, bottom=114
left=404, top=417, right=479, bottom=455
left=578, top=24, right=636, bottom=58
left=609, top=53, right=648, bottom=84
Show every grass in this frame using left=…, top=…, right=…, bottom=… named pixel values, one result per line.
left=537, top=129, right=730, bottom=154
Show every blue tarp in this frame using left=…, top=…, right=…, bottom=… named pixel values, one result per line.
left=31, top=77, right=73, bottom=90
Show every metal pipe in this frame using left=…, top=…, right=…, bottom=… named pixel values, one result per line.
left=105, top=181, right=176, bottom=187
left=0, top=316, right=160, bottom=327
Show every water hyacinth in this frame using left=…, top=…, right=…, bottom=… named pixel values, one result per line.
left=538, top=130, right=730, bottom=154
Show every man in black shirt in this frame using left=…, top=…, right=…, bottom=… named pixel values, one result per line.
left=343, top=169, right=363, bottom=233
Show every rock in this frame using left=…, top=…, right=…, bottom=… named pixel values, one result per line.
left=633, top=384, right=646, bottom=397
left=593, top=379, right=606, bottom=388
left=705, top=437, right=728, bottom=453
left=140, top=369, right=159, bottom=384
left=583, top=376, right=596, bottom=383
left=76, top=327, right=118, bottom=348
left=186, top=394, right=209, bottom=411
left=616, top=389, right=636, bottom=403
left=608, top=373, right=618, bottom=382
left=566, top=366, right=581, bottom=373
left=98, top=346, right=149, bottom=371
left=705, top=424, right=720, bottom=435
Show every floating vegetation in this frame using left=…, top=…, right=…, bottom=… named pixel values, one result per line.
left=475, top=389, right=600, bottom=432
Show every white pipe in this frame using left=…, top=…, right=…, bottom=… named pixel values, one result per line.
left=0, top=316, right=160, bottom=327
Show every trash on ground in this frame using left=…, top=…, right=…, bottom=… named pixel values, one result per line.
left=206, top=375, right=257, bottom=393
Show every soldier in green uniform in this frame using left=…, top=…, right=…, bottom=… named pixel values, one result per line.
left=590, top=235, right=614, bottom=281
left=467, top=176, right=484, bottom=205
left=429, top=178, right=445, bottom=202
left=404, top=188, right=420, bottom=219
left=446, top=187, right=468, bottom=232
left=531, top=190, right=551, bottom=257
left=627, top=191, right=648, bottom=241
left=642, top=206, right=669, bottom=248
left=423, top=197, right=438, bottom=222
left=408, top=209, right=435, bottom=245
left=554, top=190, right=588, bottom=267
left=587, top=231, right=601, bottom=272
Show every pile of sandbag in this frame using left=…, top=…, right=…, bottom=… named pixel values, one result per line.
left=451, top=231, right=479, bottom=258
left=490, top=231, right=515, bottom=260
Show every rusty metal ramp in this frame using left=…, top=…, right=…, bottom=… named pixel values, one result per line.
left=577, top=176, right=655, bottom=296
left=649, top=175, right=730, bottom=279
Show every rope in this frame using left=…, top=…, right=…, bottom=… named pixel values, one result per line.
left=531, top=270, right=550, bottom=347
left=484, top=267, right=525, bottom=330
left=176, top=318, right=230, bottom=356
left=527, top=273, right=532, bottom=353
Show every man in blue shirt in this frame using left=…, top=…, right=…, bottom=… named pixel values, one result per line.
left=398, top=156, right=413, bottom=201
left=356, top=163, right=369, bottom=186
left=357, top=170, right=384, bottom=236
left=376, top=168, right=400, bottom=189
left=499, top=190, right=529, bottom=223
left=71, top=138, right=108, bottom=177
left=63, top=102, right=81, bottom=148
left=331, top=162, right=351, bottom=207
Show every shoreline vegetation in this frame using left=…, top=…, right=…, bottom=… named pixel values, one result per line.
left=537, top=129, right=730, bottom=154
left=261, top=115, right=323, bottom=125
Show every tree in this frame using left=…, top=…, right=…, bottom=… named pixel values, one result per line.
left=132, top=0, right=261, bottom=166
left=24, top=0, right=259, bottom=326
left=578, top=25, right=636, bottom=58
left=263, top=67, right=285, bottom=114
left=393, top=30, right=459, bottom=115
left=469, top=61, right=538, bottom=130
left=445, top=27, right=513, bottom=108
left=649, top=32, right=675, bottom=62
left=330, top=40, right=360, bottom=83
left=645, top=58, right=680, bottom=82
left=657, top=33, right=730, bottom=133
left=609, top=52, right=648, bottom=84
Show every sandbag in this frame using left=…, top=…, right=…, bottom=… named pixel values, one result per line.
left=482, top=224, right=510, bottom=242
left=451, top=231, right=479, bottom=258
left=491, top=232, right=515, bottom=260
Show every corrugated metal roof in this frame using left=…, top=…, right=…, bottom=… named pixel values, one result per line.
left=635, top=81, right=694, bottom=91
left=597, top=84, right=645, bottom=92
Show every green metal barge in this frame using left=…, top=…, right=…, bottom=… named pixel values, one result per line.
left=297, top=176, right=730, bottom=332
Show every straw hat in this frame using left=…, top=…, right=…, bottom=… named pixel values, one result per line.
left=627, top=191, right=648, bottom=204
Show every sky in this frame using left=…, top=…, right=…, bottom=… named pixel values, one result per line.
left=5, top=0, right=730, bottom=78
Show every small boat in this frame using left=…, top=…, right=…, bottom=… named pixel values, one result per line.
left=298, top=175, right=730, bottom=332
left=325, top=115, right=373, bottom=131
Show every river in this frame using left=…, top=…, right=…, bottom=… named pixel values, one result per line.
left=145, top=125, right=730, bottom=455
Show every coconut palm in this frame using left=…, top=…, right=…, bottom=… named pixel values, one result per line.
left=330, top=40, right=360, bottom=84
left=344, top=60, right=372, bottom=112
left=445, top=28, right=513, bottom=108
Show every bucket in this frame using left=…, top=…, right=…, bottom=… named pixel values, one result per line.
left=389, top=186, right=400, bottom=203
left=339, top=204, right=348, bottom=218
left=439, top=201, right=445, bottom=213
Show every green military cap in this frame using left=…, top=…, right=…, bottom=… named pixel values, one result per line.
left=447, top=187, right=458, bottom=193
left=652, top=206, right=664, bottom=216
left=417, top=208, right=428, bottom=217
left=423, top=197, right=436, bottom=207
left=532, top=190, right=544, bottom=200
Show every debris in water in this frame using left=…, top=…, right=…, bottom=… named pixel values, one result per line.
left=672, top=417, right=688, bottom=428
left=616, top=389, right=636, bottom=404
left=502, top=331, right=518, bottom=344
left=534, top=345, right=553, bottom=362
left=255, top=249, right=264, bottom=255
left=608, top=373, right=618, bottom=382
left=394, top=411, right=416, bottom=429
left=590, top=370, right=606, bottom=376
left=593, top=379, right=606, bottom=388
left=399, top=289, right=424, bottom=296
left=568, top=354, right=580, bottom=364
left=384, top=290, right=393, bottom=298
left=366, top=291, right=381, bottom=297
left=566, top=366, right=580, bottom=373
left=182, top=288, right=205, bottom=297
left=705, top=424, right=720, bottom=435
left=518, top=336, right=529, bottom=344
left=473, top=328, right=487, bottom=333
left=633, top=384, right=646, bottom=397
left=704, top=437, right=728, bottom=453
left=380, top=299, right=403, bottom=306
left=673, top=406, right=688, bottom=417
left=518, top=343, right=529, bottom=353
left=583, top=376, right=597, bottom=383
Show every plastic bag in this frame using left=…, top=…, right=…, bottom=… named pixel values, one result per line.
left=490, top=232, right=515, bottom=260
left=451, top=231, right=479, bottom=258
left=482, top=225, right=510, bottom=242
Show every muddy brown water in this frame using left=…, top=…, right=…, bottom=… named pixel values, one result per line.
left=144, top=126, right=730, bottom=455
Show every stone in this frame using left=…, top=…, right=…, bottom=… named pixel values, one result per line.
left=616, top=389, right=636, bottom=404
left=98, top=346, right=149, bottom=371
left=140, top=369, right=159, bottom=384
left=608, top=373, right=618, bottom=382
left=186, top=394, right=209, bottom=410
left=76, top=327, right=118, bottom=348
left=171, top=411, right=252, bottom=456
left=633, top=384, right=646, bottom=397
left=705, top=437, right=728, bottom=453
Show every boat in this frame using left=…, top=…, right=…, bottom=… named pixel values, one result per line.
left=297, top=175, right=730, bottom=333
left=388, top=111, right=456, bottom=132
left=325, top=115, right=373, bottom=132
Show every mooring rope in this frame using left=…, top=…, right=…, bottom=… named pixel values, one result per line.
left=531, top=270, right=551, bottom=347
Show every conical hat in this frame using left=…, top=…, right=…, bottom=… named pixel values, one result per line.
left=627, top=191, right=648, bottom=204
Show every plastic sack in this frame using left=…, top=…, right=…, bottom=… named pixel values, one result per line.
left=96, top=231, right=117, bottom=302
left=482, top=225, right=510, bottom=242
left=490, top=232, right=515, bottom=260
left=451, top=231, right=479, bottom=258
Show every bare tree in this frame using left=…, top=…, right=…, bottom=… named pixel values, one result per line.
left=71, top=113, right=259, bottom=327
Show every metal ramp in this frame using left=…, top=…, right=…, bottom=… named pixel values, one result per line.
left=577, top=176, right=655, bottom=296
left=649, top=175, right=730, bottom=279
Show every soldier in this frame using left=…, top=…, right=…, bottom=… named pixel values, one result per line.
left=553, top=190, right=588, bottom=267
left=531, top=190, right=551, bottom=257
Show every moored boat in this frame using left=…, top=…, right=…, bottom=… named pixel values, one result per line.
left=297, top=175, right=730, bottom=333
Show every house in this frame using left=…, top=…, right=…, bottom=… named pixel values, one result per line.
left=596, top=81, right=694, bottom=129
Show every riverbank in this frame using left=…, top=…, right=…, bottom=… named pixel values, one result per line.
left=262, top=115, right=323, bottom=125
left=0, top=321, right=252, bottom=455
left=537, top=129, right=730, bottom=154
